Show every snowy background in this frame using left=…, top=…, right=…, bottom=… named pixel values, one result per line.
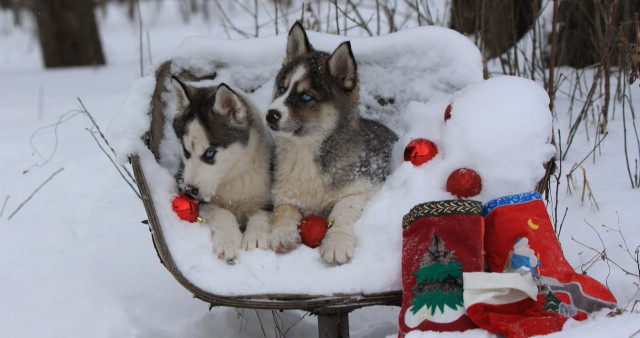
left=1, top=1, right=639, bottom=337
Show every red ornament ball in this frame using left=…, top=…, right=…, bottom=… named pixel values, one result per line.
left=298, top=215, right=331, bottom=248
left=444, top=104, right=452, bottom=121
left=404, top=138, right=438, bottom=166
left=446, top=168, right=482, bottom=198
left=172, top=193, right=200, bottom=222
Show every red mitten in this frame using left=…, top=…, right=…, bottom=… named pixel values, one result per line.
left=478, top=192, right=616, bottom=328
left=398, top=200, right=484, bottom=337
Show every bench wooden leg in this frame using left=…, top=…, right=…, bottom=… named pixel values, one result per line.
left=317, top=312, right=350, bottom=338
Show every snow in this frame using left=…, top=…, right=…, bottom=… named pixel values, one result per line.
left=1, top=1, right=639, bottom=337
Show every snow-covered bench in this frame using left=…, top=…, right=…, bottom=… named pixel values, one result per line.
left=111, top=26, right=483, bottom=336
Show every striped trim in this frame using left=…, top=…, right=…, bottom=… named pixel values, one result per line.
left=482, top=191, right=542, bottom=216
left=402, top=200, right=483, bottom=229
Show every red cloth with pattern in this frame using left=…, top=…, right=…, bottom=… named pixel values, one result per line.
left=398, top=200, right=484, bottom=337
left=464, top=192, right=617, bottom=338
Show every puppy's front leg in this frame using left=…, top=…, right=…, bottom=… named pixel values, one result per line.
left=242, top=209, right=271, bottom=250
left=200, top=204, right=243, bottom=264
left=321, top=193, right=371, bottom=265
left=269, top=204, right=302, bottom=253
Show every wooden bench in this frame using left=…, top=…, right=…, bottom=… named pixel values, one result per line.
left=124, top=26, right=483, bottom=337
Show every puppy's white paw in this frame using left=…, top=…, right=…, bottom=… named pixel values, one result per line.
left=212, top=227, right=243, bottom=264
left=269, top=224, right=301, bottom=253
left=319, top=231, right=354, bottom=265
left=242, top=228, right=270, bottom=250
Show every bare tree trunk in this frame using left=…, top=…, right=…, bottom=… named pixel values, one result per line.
left=555, top=0, right=639, bottom=68
left=450, top=0, right=539, bottom=58
left=31, top=0, right=106, bottom=68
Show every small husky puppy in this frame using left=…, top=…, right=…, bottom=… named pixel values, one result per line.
left=266, top=22, right=398, bottom=265
left=172, top=78, right=273, bottom=263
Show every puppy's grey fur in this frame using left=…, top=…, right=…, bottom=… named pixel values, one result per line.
left=172, top=79, right=273, bottom=263
left=266, top=22, right=397, bottom=264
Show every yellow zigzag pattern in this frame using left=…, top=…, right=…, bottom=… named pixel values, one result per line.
left=402, top=200, right=482, bottom=229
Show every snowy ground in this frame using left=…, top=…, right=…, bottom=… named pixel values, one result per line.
left=1, top=1, right=639, bottom=337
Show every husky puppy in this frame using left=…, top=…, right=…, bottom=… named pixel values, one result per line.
left=266, top=23, right=398, bottom=265
left=172, top=78, right=273, bottom=263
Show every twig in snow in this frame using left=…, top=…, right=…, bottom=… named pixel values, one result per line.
left=0, top=195, right=9, bottom=218
left=568, top=131, right=609, bottom=177
left=253, top=309, right=267, bottom=337
left=8, top=167, right=64, bottom=220
left=574, top=221, right=613, bottom=291
left=146, top=31, right=152, bottom=66
left=556, top=207, right=568, bottom=240
left=337, top=0, right=374, bottom=36
left=333, top=0, right=340, bottom=35
left=274, top=0, right=279, bottom=34
left=76, top=98, right=139, bottom=199
left=566, top=163, right=599, bottom=211
left=270, top=309, right=285, bottom=337
left=86, top=128, right=141, bottom=200
left=76, top=98, right=137, bottom=186
left=136, top=0, right=143, bottom=76
left=77, top=99, right=111, bottom=152
left=622, top=84, right=640, bottom=188
left=552, top=129, right=565, bottom=236
left=637, top=246, right=640, bottom=283
left=548, top=0, right=558, bottom=112
left=565, top=132, right=608, bottom=210
left=213, top=0, right=252, bottom=38
left=572, top=226, right=638, bottom=278
left=24, top=110, right=82, bottom=174
left=563, top=66, right=603, bottom=160
left=279, top=310, right=309, bottom=336
left=601, top=216, right=640, bottom=283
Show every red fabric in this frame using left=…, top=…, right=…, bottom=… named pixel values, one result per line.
left=466, top=298, right=568, bottom=338
left=484, top=198, right=573, bottom=277
left=399, top=200, right=484, bottom=337
left=483, top=194, right=616, bottom=319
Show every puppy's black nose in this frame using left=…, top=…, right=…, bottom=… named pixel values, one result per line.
left=266, top=109, right=281, bottom=126
left=184, top=185, right=199, bottom=198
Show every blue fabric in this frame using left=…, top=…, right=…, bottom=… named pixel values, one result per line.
left=482, top=191, right=542, bottom=216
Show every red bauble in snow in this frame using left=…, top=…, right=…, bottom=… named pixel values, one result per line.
left=172, top=193, right=201, bottom=222
left=298, top=215, right=333, bottom=248
left=444, top=104, right=452, bottom=121
left=404, top=138, right=438, bottom=166
left=446, top=168, right=482, bottom=198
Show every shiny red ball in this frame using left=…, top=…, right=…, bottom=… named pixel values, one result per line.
left=446, top=168, right=482, bottom=198
left=298, top=215, right=329, bottom=248
left=404, top=138, right=438, bottom=166
left=172, top=193, right=200, bottom=222
left=444, top=104, right=452, bottom=121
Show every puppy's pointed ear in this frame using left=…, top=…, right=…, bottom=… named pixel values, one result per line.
left=171, top=76, right=196, bottom=112
left=284, top=21, right=313, bottom=64
left=214, top=84, right=247, bottom=127
left=328, top=41, right=357, bottom=90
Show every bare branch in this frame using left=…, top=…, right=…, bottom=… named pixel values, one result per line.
left=8, top=168, right=64, bottom=220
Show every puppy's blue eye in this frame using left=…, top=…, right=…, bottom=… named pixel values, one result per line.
left=278, top=86, right=286, bottom=94
left=203, top=148, right=216, bottom=159
left=301, top=93, right=312, bottom=102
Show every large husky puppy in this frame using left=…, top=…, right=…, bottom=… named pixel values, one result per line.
left=172, top=78, right=273, bottom=263
left=266, top=23, right=398, bottom=265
